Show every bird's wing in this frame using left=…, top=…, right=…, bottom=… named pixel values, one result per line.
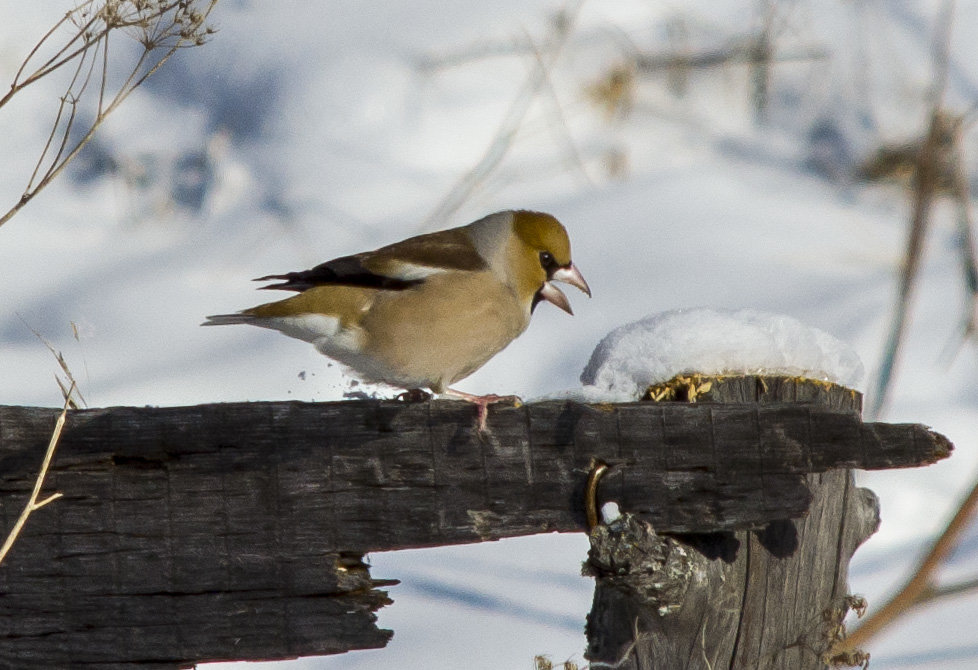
left=256, top=227, right=487, bottom=292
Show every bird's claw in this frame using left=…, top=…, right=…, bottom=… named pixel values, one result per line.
left=443, top=389, right=523, bottom=433
left=472, top=394, right=522, bottom=432
left=396, top=388, right=433, bottom=403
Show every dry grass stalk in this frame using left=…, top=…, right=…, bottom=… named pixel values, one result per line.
left=869, top=108, right=950, bottom=418
left=869, top=0, right=961, bottom=418
left=20, top=316, right=88, bottom=408
left=0, top=0, right=218, bottom=229
left=0, top=382, right=74, bottom=566
left=612, top=2, right=826, bottom=122
left=856, top=6, right=978, bottom=648
left=0, top=321, right=89, bottom=565
left=946, top=112, right=978, bottom=360
left=834, top=475, right=978, bottom=652
left=419, top=1, right=583, bottom=232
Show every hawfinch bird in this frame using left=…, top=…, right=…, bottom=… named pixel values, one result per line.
left=204, top=210, right=589, bottom=421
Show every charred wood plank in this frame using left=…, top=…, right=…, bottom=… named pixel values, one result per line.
left=0, top=398, right=950, bottom=552
left=0, top=381, right=952, bottom=668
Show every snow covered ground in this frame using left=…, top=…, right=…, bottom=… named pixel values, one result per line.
left=2, top=1, right=978, bottom=668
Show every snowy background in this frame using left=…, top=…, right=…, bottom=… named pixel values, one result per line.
left=2, top=1, right=978, bottom=667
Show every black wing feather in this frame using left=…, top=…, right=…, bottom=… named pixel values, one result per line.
left=255, top=255, right=424, bottom=292
left=255, top=227, right=488, bottom=292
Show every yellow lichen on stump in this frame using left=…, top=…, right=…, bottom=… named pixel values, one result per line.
left=643, top=374, right=862, bottom=409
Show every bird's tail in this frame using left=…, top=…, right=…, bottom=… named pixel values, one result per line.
left=200, top=313, right=255, bottom=327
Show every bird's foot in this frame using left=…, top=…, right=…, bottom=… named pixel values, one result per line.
left=443, top=389, right=523, bottom=432
left=396, top=388, right=433, bottom=403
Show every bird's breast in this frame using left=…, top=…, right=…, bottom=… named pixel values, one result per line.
left=360, top=271, right=529, bottom=390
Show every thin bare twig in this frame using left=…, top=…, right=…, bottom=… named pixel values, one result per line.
left=418, top=0, right=584, bottom=231
left=869, top=0, right=957, bottom=418
left=522, top=26, right=593, bottom=185
left=0, top=1, right=218, bottom=229
left=0, top=383, right=74, bottom=566
left=940, top=113, right=978, bottom=363
left=868, top=110, right=946, bottom=418
left=836, top=474, right=978, bottom=651
left=928, top=575, right=978, bottom=601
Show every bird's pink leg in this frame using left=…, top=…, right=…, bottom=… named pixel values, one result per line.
left=443, top=388, right=523, bottom=432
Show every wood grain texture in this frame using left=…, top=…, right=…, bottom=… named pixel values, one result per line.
left=584, top=378, right=890, bottom=670
left=0, top=398, right=949, bottom=548
left=0, top=540, right=391, bottom=668
left=587, top=472, right=879, bottom=669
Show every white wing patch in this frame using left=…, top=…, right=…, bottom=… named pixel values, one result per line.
left=386, top=261, right=450, bottom=281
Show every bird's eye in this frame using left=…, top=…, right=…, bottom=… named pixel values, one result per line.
left=539, top=251, right=557, bottom=271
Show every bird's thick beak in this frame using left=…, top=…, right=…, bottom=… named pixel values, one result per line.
left=540, top=263, right=591, bottom=315
left=553, top=263, right=591, bottom=297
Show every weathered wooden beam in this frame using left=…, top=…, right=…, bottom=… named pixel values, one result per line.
left=0, top=399, right=949, bottom=549
left=2, top=572, right=392, bottom=670
left=1, top=531, right=392, bottom=670
left=0, top=388, right=951, bottom=668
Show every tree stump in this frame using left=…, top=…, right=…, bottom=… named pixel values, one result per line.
left=584, top=376, right=877, bottom=669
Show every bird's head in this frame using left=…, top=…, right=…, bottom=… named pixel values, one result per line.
left=507, top=210, right=591, bottom=314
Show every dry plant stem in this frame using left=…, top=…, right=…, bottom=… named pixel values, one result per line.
left=950, top=118, right=978, bottom=348
left=0, top=0, right=218, bottom=229
left=928, top=575, right=978, bottom=600
left=524, top=28, right=592, bottom=184
left=869, top=109, right=943, bottom=419
left=747, top=2, right=815, bottom=122
left=632, top=1, right=825, bottom=79
left=870, top=0, right=957, bottom=418
left=20, top=315, right=87, bottom=408
left=633, top=44, right=827, bottom=73
left=838, top=474, right=978, bottom=651
left=419, top=0, right=584, bottom=231
left=0, top=10, right=97, bottom=108
left=749, top=1, right=777, bottom=123
left=0, top=385, right=73, bottom=566
left=417, top=36, right=538, bottom=72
